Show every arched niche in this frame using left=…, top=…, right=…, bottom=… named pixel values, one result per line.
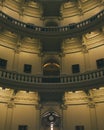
left=43, top=58, right=60, bottom=76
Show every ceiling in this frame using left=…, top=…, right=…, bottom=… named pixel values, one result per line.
left=1, top=0, right=103, bottom=54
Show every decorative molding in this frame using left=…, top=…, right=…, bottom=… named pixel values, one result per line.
left=88, top=101, right=95, bottom=108
left=36, top=104, right=43, bottom=110
left=64, top=88, right=104, bottom=105
left=81, top=44, right=88, bottom=53
left=7, top=101, right=15, bottom=108
left=60, top=104, right=67, bottom=110
left=14, top=47, right=21, bottom=53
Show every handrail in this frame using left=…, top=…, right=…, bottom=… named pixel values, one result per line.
left=0, top=10, right=104, bottom=38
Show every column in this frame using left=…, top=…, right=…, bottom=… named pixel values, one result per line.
left=61, top=104, right=68, bottom=130
left=89, top=104, right=98, bottom=130
left=4, top=102, right=14, bottom=130
left=12, top=35, right=21, bottom=72
left=82, top=35, right=90, bottom=72
left=12, top=51, right=20, bottom=72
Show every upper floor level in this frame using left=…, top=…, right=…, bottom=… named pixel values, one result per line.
left=0, top=10, right=104, bottom=38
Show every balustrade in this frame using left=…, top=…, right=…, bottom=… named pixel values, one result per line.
left=0, top=69, right=104, bottom=84
left=0, top=10, right=104, bottom=37
left=0, top=68, right=104, bottom=92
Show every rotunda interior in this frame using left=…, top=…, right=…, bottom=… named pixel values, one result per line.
left=0, top=0, right=104, bottom=130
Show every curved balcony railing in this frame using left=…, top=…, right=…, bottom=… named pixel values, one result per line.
left=0, top=68, right=104, bottom=92
left=0, top=10, right=104, bottom=38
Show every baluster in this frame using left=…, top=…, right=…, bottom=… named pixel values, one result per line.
left=32, top=76, right=36, bottom=83
left=79, top=75, right=82, bottom=81
left=19, top=74, right=22, bottom=81
left=29, top=76, right=33, bottom=82
left=98, top=71, right=101, bottom=77
left=96, top=71, right=100, bottom=77
left=25, top=75, right=28, bottom=81
left=13, top=73, right=16, bottom=80
left=99, top=70, right=103, bottom=77
left=85, top=74, right=87, bottom=80
left=26, top=75, right=29, bottom=82
left=83, top=74, right=86, bottom=80
left=21, top=75, right=24, bottom=81
left=10, top=73, right=14, bottom=80
left=64, top=77, right=67, bottom=83
left=76, top=75, right=79, bottom=81
left=27, top=75, right=30, bottom=82
left=67, top=77, right=70, bottom=82
left=36, top=77, right=39, bottom=83
left=75, top=76, right=78, bottom=82
left=92, top=73, right=96, bottom=79
left=22, top=75, right=25, bottom=81
left=37, top=77, right=41, bottom=83
left=60, top=77, right=64, bottom=83
left=81, top=75, right=84, bottom=80
left=89, top=73, right=92, bottom=79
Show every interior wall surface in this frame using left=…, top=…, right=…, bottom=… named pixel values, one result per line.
left=0, top=103, right=39, bottom=130
left=0, top=45, right=41, bottom=74
left=61, top=45, right=104, bottom=74
left=0, top=101, right=104, bottom=130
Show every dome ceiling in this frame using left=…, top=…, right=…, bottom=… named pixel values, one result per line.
left=0, top=0, right=104, bottom=53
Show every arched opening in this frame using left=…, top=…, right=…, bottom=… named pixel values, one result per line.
left=41, top=111, right=61, bottom=130
left=42, top=59, right=60, bottom=83
left=43, top=59, right=60, bottom=76
left=43, top=63, right=60, bottom=76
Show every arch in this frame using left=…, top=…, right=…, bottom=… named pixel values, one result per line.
left=43, top=58, right=60, bottom=76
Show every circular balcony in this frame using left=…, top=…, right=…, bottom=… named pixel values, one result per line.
left=0, top=10, right=104, bottom=38
left=0, top=68, right=104, bottom=92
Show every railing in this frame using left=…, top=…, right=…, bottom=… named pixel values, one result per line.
left=0, top=68, right=104, bottom=91
left=0, top=10, right=104, bottom=38
left=0, top=68, right=104, bottom=83
left=61, top=70, right=104, bottom=83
